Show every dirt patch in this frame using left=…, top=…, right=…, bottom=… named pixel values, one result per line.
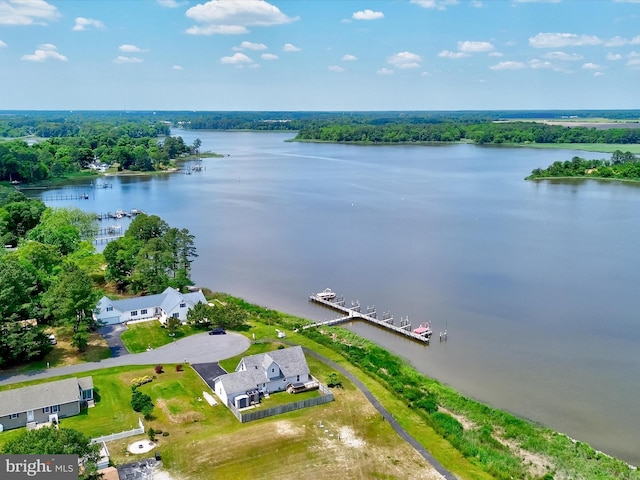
left=156, top=398, right=205, bottom=424
left=496, top=434, right=558, bottom=479
left=438, top=406, right=476, bottom=431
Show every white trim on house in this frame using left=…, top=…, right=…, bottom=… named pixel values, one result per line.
left=93, top=287, right=206, bottom=325
left=213, top=346, right=311, bottom=408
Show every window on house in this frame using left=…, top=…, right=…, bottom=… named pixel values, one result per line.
left=82, top=390, right=92, bottom=400
left=141, top=309, right=147, bottom=315
left=131, top=310, right=138, bottom=316
left=10, top=413, right=18, bottom=419
left=43, top=406, right=50, bottom=413
left=51, top=405, right=60, bottom=413
left=106, top=306, right=113, bottom=312
left=271, top=368, right=275, bottom=373
left=179, top=302, right=186, bottom=308
left=172, top=313, right=179, bottom=318
left=297, top=375, right=300, bottom=382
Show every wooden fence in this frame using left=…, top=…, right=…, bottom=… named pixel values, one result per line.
left=228, top=378, right=334, bottom=423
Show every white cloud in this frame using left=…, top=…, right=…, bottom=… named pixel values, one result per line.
left=233, top=41, right=267, bottom=51
left=457, top=41, right=494, bottom=53
left=593, top=71, right=605, bottom=76
left=607, top=52, right=623, bottom=61
left=387, top=51, right=422, bottom=69
left=438, top=50, right=468, bottom=59
left=283, top=43, right=301, bottom=52
left=328, top=65, right=344, bottom=72
left=186, top=24, right=248, bottom=35
left=21, top=43, right=67, bottom=62
left=528, top=59, right=553, bottom=69
left=542, top=51, right=583, bottom=61
left=582, top=62, right=604, bottom=70
left=0, top=40, right=7, bottom=48
left=605, top=36, right=628, bottom=47
left=342, top=54, right=357, bottom=61
left=626, top=58, right=640, bottom=68
left=377, top=67, right=393, bottom=75
left=172, top=65, right=184, bottom=70
left=0, top=0, right=60, bottom=26
left=529, top=32, right=602, bottom=48
left=157, top=0, right=182, bottom=7
left=410, top=0, right=458, bottom=10
left=119, top=44, right=148, bottom=53
left=113, top=56, right=143, bottom=64
left=352, top=9, right=384, bottom=20
left=72, top=17, right=105, bottom=31
left=489, top=52, right=503, bottom=57
left=632, top=36, right=640, bottom=45
left=489, top=61, right=526, bottom=70
left=261, top=53, right=278, bottom=60
left=186, top=0, right=297, bottom=35
left=220, top=52, right=253, bottom=64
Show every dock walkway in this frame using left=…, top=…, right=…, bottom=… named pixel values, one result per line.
left=307, top=292, right=431, bottom=344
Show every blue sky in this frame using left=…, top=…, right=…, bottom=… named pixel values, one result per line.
left=1, top=0, right=639, bottom=111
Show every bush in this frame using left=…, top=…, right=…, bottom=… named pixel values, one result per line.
left=176, top=364, right=183, bottom=372
left=162, top=431, right=169, bottom=437
left=155, top=365, right=163, bottom=374
left=130, top=375, right=153, bottom=388
left=131, top=389, right=154, bottom=413
left=147, top=427, right=155, bottom=441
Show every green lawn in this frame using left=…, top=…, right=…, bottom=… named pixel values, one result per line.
left=505, top=142, right=640, bottom=154
left=120, top=320, right=202, bottom=353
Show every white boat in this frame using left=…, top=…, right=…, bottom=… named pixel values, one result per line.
left=413, top=322, right=432, bottom=338
left=316, top=288, right=337, bottom=300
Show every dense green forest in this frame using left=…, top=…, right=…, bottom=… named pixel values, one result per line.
left=0, top=115, right=198, bottom=183
left=294, top=120, right=640, bottom=145
left=0, top=185, right=196, bottom=367
left=527, top=150, right=640, bottom=180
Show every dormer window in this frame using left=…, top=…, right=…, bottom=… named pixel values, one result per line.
left=180, top=302, right=186, bottom=308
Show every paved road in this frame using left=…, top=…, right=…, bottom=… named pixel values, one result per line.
left=302, top=347, right=458, bottom=480
left=0, top=332, right=250, bottom=386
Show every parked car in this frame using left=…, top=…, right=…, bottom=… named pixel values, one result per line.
left=48, top=334, right=57, bottom=345
left=208, top=327, right=226, bottom=335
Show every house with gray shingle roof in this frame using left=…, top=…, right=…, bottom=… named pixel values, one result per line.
left=94, top=287, right=206, bottom=325
left=213, top=346, right=311, bottom=409
left=0, top=377, right=93, bottom=431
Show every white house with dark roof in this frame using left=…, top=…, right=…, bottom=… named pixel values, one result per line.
left=213, top=346, right=312, bottom=409
left=0, top=377, right=94, bottom=431
left=94, top=287, right=206, bottom=325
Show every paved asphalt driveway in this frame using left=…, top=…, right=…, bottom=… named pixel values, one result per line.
left=99, top=324, right=129, bottom=357
left=0, top=332, right=250, bottom=386
left=191, top=362, right=228, bottom=390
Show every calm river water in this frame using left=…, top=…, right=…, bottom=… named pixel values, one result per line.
left=32, top=131, right=640, bottom=465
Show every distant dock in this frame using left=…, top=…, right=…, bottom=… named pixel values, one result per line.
left=306, top=290, right=432, bottom=344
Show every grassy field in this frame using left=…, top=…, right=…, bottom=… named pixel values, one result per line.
left=0, top=351, right=451, bottom=480
left=120, top=320, right=201, bottom=353
left=0, top=326, right=111, bottom=375
left=504, top=142, right=640, bottom=154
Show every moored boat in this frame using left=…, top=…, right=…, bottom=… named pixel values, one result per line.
left=316, top=288, right=337, bottom=300
left=413, top=322, right=432, bottom=337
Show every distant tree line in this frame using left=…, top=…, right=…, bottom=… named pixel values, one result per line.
left=0, top=120, right=199, bottom=183
left=527, top=150, right=640, bottom=180
left=294, top=121, right=640, bottom=145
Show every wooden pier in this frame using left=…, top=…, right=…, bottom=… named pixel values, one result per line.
left=307, top=292, right=431, bottom=344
